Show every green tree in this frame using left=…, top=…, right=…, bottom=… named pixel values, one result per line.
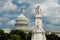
left=0, top=30, right=6, bottom=40
left=4, top=33, right=11, bottom=40
left=10, top=30, right=27, bottom=40
left=9, top=34, right=20, bottom=40
left=46, top=33, right=60, bottom=40
left=27, top=31, right=32, bottom=40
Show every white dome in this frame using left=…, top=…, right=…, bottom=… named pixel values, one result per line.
left=17, top=13, right=28, bottom=21
left=15, top=8, right=29, bottom=28
left=15, top=13, right=29, bottom=26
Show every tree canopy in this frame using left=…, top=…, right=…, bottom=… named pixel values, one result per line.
left=0, top=29, right=60, bottom=40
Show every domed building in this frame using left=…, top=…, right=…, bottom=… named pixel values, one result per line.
left=15, top=6, right=46, bottom=40
left=15, top=8, right=33, bottom=32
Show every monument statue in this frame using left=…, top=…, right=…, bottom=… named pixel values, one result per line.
left=35, top=6, right=41, bottom=14
left=31, top=5, right=46, bottom=40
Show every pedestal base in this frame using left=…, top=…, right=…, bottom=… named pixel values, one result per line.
left=31, top=32, right=46, bottom=40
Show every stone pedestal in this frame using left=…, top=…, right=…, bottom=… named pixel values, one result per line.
left=31, top=30, right=46, bottom=40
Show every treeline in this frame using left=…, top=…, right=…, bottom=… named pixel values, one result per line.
left=0, top=30, right=32, bottom=40
left=46, top=33, right=60, bottom=40
left=0, top=30, right=60, bottom=40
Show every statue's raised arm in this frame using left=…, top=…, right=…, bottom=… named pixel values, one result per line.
left=35, top=6, right=41, bottom=14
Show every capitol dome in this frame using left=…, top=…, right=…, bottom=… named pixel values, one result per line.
left=16, top=13, right=28, bottom=25
left=17, top=13, right=28, bottom=22
left=15, top=8, right=29, bottom=28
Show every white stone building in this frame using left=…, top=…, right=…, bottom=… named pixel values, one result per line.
left=15, top=6, right=46, bottom=40
left=15, top=8, right=33, bottom=32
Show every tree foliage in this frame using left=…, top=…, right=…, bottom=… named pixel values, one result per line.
left=10, top=30, right=27, bottom=40
left=27, top=31, right=32, bottom=40
left=46, top=33, right=60, bottom=40
left=0, top=29, right=60, bottom=40
left=0, top=30, right=6, bottom=40
left=9, top=34, right=20, bottom=40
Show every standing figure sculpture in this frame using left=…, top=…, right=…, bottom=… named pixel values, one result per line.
left=35, top=6, right=41, bottom=14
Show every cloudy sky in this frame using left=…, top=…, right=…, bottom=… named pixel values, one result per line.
left=0, top=0, right=60, bottom=31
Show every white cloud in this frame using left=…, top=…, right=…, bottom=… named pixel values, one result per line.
left=18, top=0, right=60, bottom=18
left=43, top=16, right=60, bottom=30
left=18, top=0, right=46, bottom=10
left=36, top=0, right=60, bottom=17
left=50, top=18, right=60, bottom=25
left=0, top=0, right=17, bottom=11
left=8, top=20, right=16, bottom=25
left=3, top=13, right=18, bottom=17
left=18, top=0, right=60, bottom=30
left=34, top=0, right=60, bottom=10
left=1, top=0, right=59, bottom=30
left=44, top=23, right=59, bottom=30
left=0, top=17, right=9, bottom=21
left=46, top=0, right=60, bottom=7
